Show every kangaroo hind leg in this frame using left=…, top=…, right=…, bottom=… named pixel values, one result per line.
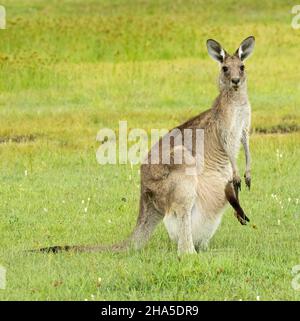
left=166, top=176, right=197, bottom=255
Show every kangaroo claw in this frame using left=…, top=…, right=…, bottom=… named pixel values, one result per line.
left=244, top=173, right=251, bottom=190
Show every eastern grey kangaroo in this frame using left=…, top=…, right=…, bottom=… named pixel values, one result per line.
left=38, top=36, right=255, bottom=255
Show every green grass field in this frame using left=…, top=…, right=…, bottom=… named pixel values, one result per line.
left=0, top=0, right=299, bottom=300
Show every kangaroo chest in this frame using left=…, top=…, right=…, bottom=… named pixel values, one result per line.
left=226, top=101, right=250, bottom=155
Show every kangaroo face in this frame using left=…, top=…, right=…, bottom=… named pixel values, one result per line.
left=206, top=36, right=255, bottom=92
left=220, top=55, right=245, bottom=91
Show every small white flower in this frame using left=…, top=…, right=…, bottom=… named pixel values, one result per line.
left=256, top=295, right=260, bottom=301
left=108, top=219, right=112, bottom=224
left=81, top=200, right=85, bottom=204
left=43, top=208, right=48, bottom=213
left=84, top=207, right=88, bottom=213
left=62, top=200, right=65, bottom=204
left=277, top=219, right=281, bottom=225
left=24, top=170, right=28, bottom=176
left=288, top=198, right=291, bottom=203
left=87, top=197, right=90, bottom=202
left=91, top=294, right=95, bottom=300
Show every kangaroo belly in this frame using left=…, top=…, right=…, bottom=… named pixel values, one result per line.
left=163, top=169, right=229, bottom=246
left=163, top=200, right=225, bottom=247
left=191, top=201, right=224, bottom=246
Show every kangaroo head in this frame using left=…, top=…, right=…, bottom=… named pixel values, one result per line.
left=206, top=36, right=255, bottom=91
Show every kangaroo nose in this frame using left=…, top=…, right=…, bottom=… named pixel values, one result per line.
left=231, top=78, right=240, bottom=85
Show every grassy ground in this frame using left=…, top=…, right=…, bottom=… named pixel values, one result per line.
left=0, top=0, right=299, bottom=300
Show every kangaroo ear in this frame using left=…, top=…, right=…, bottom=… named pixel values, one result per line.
left=235, top=36, right=255, bottom=61
left=206, top=39, right=227, bottom=63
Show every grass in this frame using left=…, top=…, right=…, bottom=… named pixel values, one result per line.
left=0, top=0, right=299, bottom=300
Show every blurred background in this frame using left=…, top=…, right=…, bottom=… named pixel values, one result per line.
left=0, top=0, right=299, bottom=301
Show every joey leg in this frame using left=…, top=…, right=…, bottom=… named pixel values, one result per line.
left=225, top=181, right=249, bottom=225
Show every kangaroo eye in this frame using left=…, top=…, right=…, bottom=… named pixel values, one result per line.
left=240, top=65, right=245, bottom=71
left=222, top=66, right=228, bottom=72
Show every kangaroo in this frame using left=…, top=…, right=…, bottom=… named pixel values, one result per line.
left=38, top=36, right=255, bottom=255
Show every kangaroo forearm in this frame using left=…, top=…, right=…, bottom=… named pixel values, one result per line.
left=245, top=150, right=251, bottom=172
left=241, top=130, right=251, bottom=172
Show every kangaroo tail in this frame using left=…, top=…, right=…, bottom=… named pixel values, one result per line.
left=31, top=198, right=162, bottom=254
left=34, top=241, right=129, bottom=254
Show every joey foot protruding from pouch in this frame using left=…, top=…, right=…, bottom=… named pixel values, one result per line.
left=225, top=181, right=250, bottom=225
left=234, top=211, right=250, bottom=225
